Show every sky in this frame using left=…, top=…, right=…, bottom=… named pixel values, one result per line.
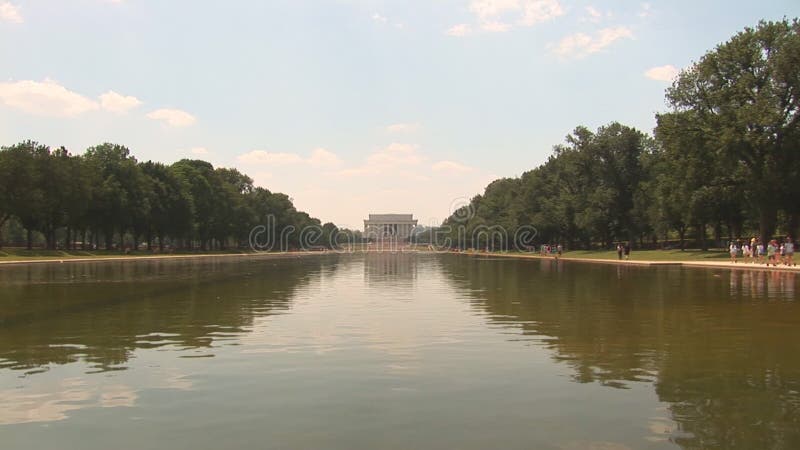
left=1, top=1, right=798, bottom=229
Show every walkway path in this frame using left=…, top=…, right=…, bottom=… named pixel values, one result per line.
left=0, top=251, right=312, bottom=266
left=468, top=251, right=800, bottom=272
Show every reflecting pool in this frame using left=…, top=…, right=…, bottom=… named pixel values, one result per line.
left=1, top=254, right=798, bottom=449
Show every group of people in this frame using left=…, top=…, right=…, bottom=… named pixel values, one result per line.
left=616, top=243, right=631, bottom=260
left=540, top=244, right=563, bottom=258
left=729, top=237, right=795, bottom=267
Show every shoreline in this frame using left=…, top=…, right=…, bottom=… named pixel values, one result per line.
left=0, top=251, right=330, bottom=266
left=466, top=251, right=800, bottom=272
left=1, top=249, right=798, bottom=273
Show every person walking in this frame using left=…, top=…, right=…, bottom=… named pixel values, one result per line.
left=623, top=243, right=631, bottom=260
left=767, top=240, right=777, bottom=267
left=729, top=241, right=738, bottom=263
left=742, top=242, right=751, bottom=263
left=785, top=237, right=795, bottom=267
left=617, top=244, right=623, bottom=260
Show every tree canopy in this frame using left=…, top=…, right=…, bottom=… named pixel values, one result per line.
left=441, top=19, right=800, bottom=250
left=0, top=141, right=327, bottom=251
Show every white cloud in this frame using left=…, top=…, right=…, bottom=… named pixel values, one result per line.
left=0, top=2, right=22, bottom=23
left=339, top=143, right=426, bottom=177
left=551, top=26, right=633, bottom=59
left=0, top=79, right=99, bottom=117
left=99, top=90, right=142, bottom=114
left=468, top=0, right=564, bottom=29
left=445, top=23, right=472, bottom=37
left=373, top=13, right=404, bottom=31
left=432, top=160, right=475, bottom=174
left=238, top=150, right=304, bottom=165
left=519, top=0, right=564, bottom=26
left=386, top=123, right=420, bottom=133
left=307, top=148, right=342, bottom=166
left=580, top=6, right=612, bottom=23
left=638, top=3, right=652, bottom=18
left=234, top=142, right=491, bottom=229
left=190, top=147, right=209, bottom=156
left=470, top=0, right=519, bottom=20
left=237, top=148, right=341, bottom=168
left=644, top=65, right=679, bottom=82
left=368, top=143, right=425, bottom=166
left=146, top=108, right=196, bottom=127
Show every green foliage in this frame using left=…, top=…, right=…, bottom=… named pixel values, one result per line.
left=663, top=18, right=800, bottom=242
left=0, top=143, right=321, bottom=251
left=444, top=19, right=800, bottom=250
left=445, top=123, right=651, bottom=249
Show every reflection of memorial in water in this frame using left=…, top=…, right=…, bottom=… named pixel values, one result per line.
left=438, top=255, right=800, bottom=449
left=363, top=252, right=417, bottom=283
left=0, top=256, right=323, bottom=374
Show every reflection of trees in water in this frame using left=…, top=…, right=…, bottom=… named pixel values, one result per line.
left=438, top=255, right=800, bottom=449
left=0, top=255, right=334, bottom=373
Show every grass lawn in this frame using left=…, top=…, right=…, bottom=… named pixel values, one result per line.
left=562, top=249, right=730, bottom=261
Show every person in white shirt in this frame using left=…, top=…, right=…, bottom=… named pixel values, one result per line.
left=729, top=242, right=739, bottom=263
left=742, top=243, right=751, bottom=262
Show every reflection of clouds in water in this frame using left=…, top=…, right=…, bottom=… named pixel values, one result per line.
left=0, top=378, right=130, bottom=425
left=0, top=366, right=194, bottom=425
left=239, top=256, right=480, bottom=377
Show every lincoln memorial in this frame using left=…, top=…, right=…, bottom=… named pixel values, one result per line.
left=364, top=214, right=418, bottom=241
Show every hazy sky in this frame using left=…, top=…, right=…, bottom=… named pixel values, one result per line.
left=1, top=1, right=798, bottom=228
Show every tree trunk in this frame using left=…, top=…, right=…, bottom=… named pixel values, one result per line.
left=759, top=208, right=777, bottom=247
left=699, top=223, right=708, bottom=251
left=45, top=227, right=54, bottom=250
left=788, top=212, right=799, bottom=241
left=26, top=229, right=33, bottom=250
left=65, top=226, right=71, bottom=250
left=0, top=214, right=8, bottom=249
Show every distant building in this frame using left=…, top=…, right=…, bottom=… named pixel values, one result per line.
left=364, top=214, right=418, bottom=241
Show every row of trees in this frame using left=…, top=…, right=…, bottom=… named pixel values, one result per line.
left=0, top=142, right=335, bottom=251
left=442, top=19, right=800, bottom=250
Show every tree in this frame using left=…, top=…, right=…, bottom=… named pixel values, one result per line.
left=664, top=19, right=800, bottom=243
left=171, top=159, right=218, bottom=250
left=140, top=161, right=194, bottom=250
left=0, top=141, right=44, bottom=248
left=84, top=143, right=150, bottom=249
